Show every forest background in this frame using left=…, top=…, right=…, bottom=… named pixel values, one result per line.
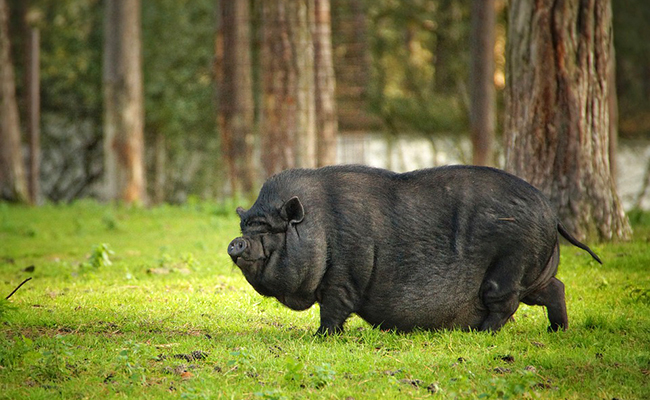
left=1, top=0, right=649, bottom=232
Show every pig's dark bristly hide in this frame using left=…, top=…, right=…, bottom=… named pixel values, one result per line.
left=228, top=165, right=602, bottom=335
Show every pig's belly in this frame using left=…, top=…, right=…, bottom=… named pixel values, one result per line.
left=356, top=282, right=487, bottom=331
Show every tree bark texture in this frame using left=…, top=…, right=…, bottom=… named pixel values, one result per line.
left=0, top=0, right=28, bottom=202
left=314, top=0, right=338, bottom=167
left=216, top=0, right=255, bottom=197
left=469, top=0, right=496, bottom=167
left=103, top=0, right=145, bottom=203
left=26, top=25, right=40, bottom=204
left=260, top=0, right=316, bottom=178
left=505, top=0, right=631, bottom=241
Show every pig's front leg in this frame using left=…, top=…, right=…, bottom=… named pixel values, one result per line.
left=315, top=283, right=359, bottom=335
left=316, top=297, right=352, bottom=335
left=315, top=246, right=374, bottom=335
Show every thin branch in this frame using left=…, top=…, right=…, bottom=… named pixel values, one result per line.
left=5, top=277, right=33, bottom=300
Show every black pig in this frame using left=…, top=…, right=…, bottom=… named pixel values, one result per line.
left=228, top=165, right=601, bottom=334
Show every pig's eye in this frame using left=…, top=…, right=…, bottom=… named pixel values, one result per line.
left=246, top=220, right=271, bottom=230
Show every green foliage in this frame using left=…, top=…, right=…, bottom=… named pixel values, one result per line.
left=0, top=203, right=648, bottom=399
left=87, top=243, right=114, bottom=269
left=612, top=0, right=650, bottom=137
left=311, top=362, right=336, bottom=388
left=282, top=357, right=335, bottom=389
left=141, top=0, right=215, bottom=139
left=366, top=0, right=470, bottom=135
left=283, top=357, right=305, bottom=384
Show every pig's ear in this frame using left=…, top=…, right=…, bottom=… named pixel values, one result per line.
left=236, top=207, right=246, bottom=218
left=281, top=196, right=304, bottom=225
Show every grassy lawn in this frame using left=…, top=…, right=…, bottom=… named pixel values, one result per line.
left=1, top=201, right=648, bottom=399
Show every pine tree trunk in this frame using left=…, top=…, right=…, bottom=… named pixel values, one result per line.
left=261, top=0, right=296, bottom=177
left=0, top=0, right=28, bottom=202
left=103, top=0, right=145, bottom=203
left=260, top=0, right=316, bottom=177
left=216, top=0, right=255, bottom=197
left=26, top=25, right=40, bottom=204
left=290, top=0, right=316, bottom=169
left=314, top=0, right=338, bottom=167
left=505, top=0, right=631, bottom=241
left=469, top=0, right=496, bottom=166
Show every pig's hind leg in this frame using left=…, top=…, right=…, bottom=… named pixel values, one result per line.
left=521, top=243, right=568, bottom=331
left=522, top=278, right=567, bottom=331
left=477, top=255, right=528, bottom=332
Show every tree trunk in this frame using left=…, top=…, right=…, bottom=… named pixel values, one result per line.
left=153, top=130, right=165, bottom=204
left=607, top=35, right=618, bottom=182
left=216, top=0, right=255, bottom=197
left=26, top=24, right=40, bottom=204
left=291, top=0, right=316, bottom=169
left=469, top=0, right=495, bottom=166
left=260, top=0, right=316, bottom=178
left=314, top=0, right=338, bottom=167
left=103, top=0, right=145, bottom=203
left=0, top=0, right=28, bottom=202
left=505, top=0, right=631, bottom=241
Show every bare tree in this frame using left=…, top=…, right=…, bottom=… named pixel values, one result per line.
left=469, top=0, right=495, bottom=166
left=216, top=0, right=255, bottom=197
left=505, top=0, right=631, bottom=241
left=0, top=0, right=28, bottom=202
left=314, top=0, right=338, bottom=167
left=103, top=0, right=145, bottom=203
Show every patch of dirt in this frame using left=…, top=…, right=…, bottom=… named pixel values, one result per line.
left=163, top=364, right=200, bottom=376
left=399, top=378, right=423, bottom=388
left=498, top=354, right=515, bottom=364
left=397, top=377, right=439, bottom=394
left=173, top=350, right=208, bottom=362
left=524, top=365, right=537, bottom=373
left=534, top=380, right=558, bottom=390
left=157, top=350, right=209, bottom=362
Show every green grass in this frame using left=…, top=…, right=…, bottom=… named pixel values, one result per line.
left=1, top=201, right=648, bottom=399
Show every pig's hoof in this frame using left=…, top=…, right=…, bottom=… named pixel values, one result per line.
left=547, top=322, right=567, bottom=332
left=315, top=325, right=343, bottom=337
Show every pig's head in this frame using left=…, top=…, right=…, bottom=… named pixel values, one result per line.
left=228, top=195, right=325, bottom=311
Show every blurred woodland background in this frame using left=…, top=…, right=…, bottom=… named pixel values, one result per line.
left=1, top=0, right=649, bottom=241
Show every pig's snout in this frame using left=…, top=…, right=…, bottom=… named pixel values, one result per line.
left=228, top=237, right=248, bottom=258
